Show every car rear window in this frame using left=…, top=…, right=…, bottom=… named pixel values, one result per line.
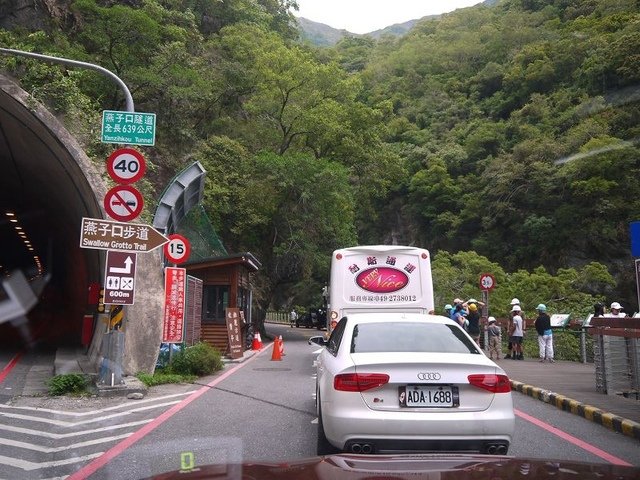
left=350, top=322, right=480, bottom=354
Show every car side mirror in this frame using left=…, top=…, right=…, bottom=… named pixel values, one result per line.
left=308, top=336, right=327, bottom=346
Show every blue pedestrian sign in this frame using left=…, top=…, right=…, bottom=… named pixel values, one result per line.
left=101, top=110, right=156, bottom=146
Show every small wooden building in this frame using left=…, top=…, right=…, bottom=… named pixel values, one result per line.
left=183, top=252, right=260, bottom=354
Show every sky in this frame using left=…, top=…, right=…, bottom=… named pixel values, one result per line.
left=292, top=0, right=482, bottom=34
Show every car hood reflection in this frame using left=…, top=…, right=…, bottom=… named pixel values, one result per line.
left=146, top=454, right=639, bottom=479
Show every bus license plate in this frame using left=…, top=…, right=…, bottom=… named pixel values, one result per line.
left=399, top=385, right=458, bottom=408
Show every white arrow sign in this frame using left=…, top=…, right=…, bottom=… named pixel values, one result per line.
left=109, top=256, right=134, bottom=274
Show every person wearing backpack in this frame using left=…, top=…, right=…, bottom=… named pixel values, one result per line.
left=534, top=304, right=554, bottom=363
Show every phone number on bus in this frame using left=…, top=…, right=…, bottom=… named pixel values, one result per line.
left=348, top=295, right=418, bottom=303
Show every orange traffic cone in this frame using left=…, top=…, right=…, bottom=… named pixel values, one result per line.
left=251, top=332, right=262, bottom=351
left=271, top=336, right=282, bottom=361
left=279, top=335, right=285, bottom=356
left=256, top=332, right=263, bottom=348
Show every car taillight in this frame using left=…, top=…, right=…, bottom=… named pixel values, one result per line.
left=468, top=374, right=511, bottom=393
left=334, top=373, right=390, bottom=392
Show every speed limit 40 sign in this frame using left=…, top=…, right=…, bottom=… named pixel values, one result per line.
left=107, top=148, right=146, bottom=184
left=164, top=234, right=191, bottom=264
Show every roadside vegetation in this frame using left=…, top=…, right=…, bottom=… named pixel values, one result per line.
left=47, top=373, right=90, bottom=396
left=136, top=342, right=223, bottom=387
left=1, top=0, right=638, bottom=317
left=500, top=329, right=593, bottom=362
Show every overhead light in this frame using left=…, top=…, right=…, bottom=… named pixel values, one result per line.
left=14, top=226, right=22, bottom=230
left=9, top=218, right=17, bottom=223
left=5, top=212, right=15, bottom=217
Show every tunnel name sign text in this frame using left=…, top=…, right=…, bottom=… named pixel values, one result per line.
left=80, top=217, right=168, bottom=253
left=101, top=110, right=156, bottom=146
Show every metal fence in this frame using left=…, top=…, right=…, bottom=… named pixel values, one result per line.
left=590, top=317, right=640, bottom=400
left=265, top=311, right=290, bottom=325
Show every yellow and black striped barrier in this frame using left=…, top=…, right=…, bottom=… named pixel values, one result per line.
left=510, top=380, right=640, bottom=441
left=109, top=304, right=124, bottom=330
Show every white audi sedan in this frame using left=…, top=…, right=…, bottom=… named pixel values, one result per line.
left=310, top=312, right=514, bottom=455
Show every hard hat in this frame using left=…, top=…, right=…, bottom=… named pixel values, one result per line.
left=468, top=298, right=478, bottom=304
left=536, top=304, right=547, bottom=312
left=510, top=298, right=520, bottom=305
left=511, top=305, right=521, bottom=312
left=488, top=316, right=496, bottom=323
left=453, top=298, right=463, bottom=304
left=444, top=304, right=453, bottom=310
left=468, top=303, right=478, bottom=311
left=610, top=302, right=622, bottom=310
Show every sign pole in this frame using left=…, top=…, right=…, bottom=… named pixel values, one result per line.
left=482, top=289, right=489, bottom=350
left=635, top=259, right=640, bottom=314
left=478, top=273, right=495, bottom=351
left=630, top=222, right=640, bottom=313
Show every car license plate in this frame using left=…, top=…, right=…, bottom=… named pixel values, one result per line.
left=399, top=385, right=459, bottom=408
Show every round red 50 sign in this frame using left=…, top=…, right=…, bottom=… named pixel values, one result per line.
left=164, top=234, right=190, bottom=264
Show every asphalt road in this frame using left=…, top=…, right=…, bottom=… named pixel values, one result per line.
left=1, top=324, right=638, bottom=479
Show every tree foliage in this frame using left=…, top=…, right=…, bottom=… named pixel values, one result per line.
left=2, top=0, right=638, bottom=312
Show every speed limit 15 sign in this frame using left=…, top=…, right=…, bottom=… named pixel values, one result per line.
left=164, top=234, right=191, bottom=264
left=107, top=148, right=146, bottom=184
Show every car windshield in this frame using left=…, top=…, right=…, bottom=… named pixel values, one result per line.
left=351, top=322, right=480, bottom=354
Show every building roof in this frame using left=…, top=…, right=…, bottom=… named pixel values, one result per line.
left=182, top=252, right=261, bottom=272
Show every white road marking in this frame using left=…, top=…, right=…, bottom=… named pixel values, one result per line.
left=0, top=391, right=195, bottom=417
left=2, top=477, right=68, bottom=480
left=311, top=418, right=318, bottom=424
left=0, top=433, right=131, bottom=452
left=0, top=419, right=152, bottom=439
left=0, top=452, right=103, bottom=471
left=0, top=400, right=182, bottom=427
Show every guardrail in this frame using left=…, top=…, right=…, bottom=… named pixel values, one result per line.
left=588, top=317, right=640, bottom=400
left=265, top=311, right=290, bottom=325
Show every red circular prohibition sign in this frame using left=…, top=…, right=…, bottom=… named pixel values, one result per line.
left=106, top=148, right=146, bottom=184
left=104, top=185, right=144, bottom=221
left=164, top=234, right=191, bottom=264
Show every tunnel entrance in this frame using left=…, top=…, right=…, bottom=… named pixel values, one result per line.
left=0, top=74, right=104, bottom=349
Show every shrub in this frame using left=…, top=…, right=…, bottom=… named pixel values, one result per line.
left=168, top=342, right=223, bottom=376
left=508, top=329, right=592, bottom=362
left=136, top=371, right=197, bottom=387
left=48, top=374, right=89, bottom=396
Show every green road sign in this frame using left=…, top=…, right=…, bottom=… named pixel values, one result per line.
left=101, top=110, right=156, bottom=146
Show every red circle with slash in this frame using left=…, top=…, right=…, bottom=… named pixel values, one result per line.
left=104, top=185, right=144, bottom=221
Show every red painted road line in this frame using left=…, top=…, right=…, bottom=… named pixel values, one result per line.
left=67, top=343, right=273, bottom=480
left=0, top=352, right=23, bottom=384
left=515, top=408, right=632, bottom=466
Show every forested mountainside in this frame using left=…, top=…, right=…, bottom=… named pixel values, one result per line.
left=1, top=0, right=638, bottom=316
